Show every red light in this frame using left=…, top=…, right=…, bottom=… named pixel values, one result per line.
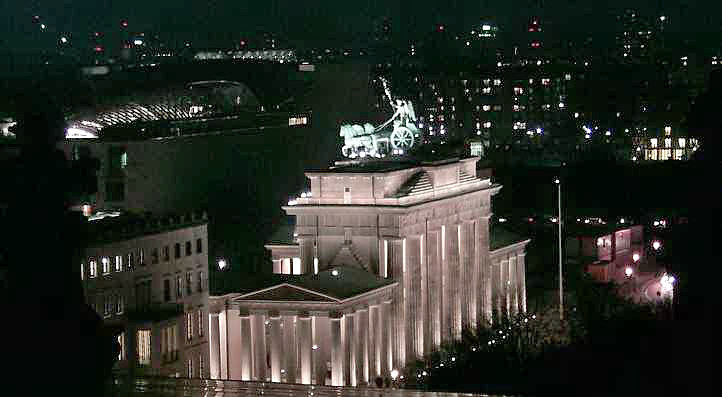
left=94, top=46, right=104, bottom=52
left=531, top=41, right=541, bottom=48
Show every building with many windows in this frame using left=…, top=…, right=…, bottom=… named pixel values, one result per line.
left=80, top=211, right=210, bottom=378
left=207, top=156, right=529, bottom=386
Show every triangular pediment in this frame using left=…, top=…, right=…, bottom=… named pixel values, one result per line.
left=330, top=246, right=368, bottom=270
left=236, top=283, right=339, bottom=303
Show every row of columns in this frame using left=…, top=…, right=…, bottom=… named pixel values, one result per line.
left=491, top=253, right=527, bottom=320
left=209, top=303, right=395, bottom=386
left=382, top=216, right=495, bottom=365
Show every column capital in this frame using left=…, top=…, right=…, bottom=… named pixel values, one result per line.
left=517, top=252, right=527, bottom=258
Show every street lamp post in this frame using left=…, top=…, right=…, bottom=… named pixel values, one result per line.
left=555, top=178, right=563, bottom=320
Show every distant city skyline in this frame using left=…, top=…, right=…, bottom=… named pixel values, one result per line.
left=3, top=0, right=721, bottom=53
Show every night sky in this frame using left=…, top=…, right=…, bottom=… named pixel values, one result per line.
left=1, top=0, right=720, bottom=52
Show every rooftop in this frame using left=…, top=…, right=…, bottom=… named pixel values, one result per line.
left=86, top=211, right=207, bottom=247
left=490, top=227, right=529, bottom=251
left=314, top=156, right=466, bottom=174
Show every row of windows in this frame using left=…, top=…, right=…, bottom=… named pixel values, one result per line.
left=135, top=311, right=204, bottom=367
left=95, top=294, right=124, bottom=317
left=188, top=355, right=205, bottom=379
left=82, top=238, right=204, bottom=279
left=164, top=271, right=205, bottom=302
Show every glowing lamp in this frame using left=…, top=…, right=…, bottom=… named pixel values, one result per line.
left=625, top=266, right=633, bottom=277
left=652, top=240, right=661, bottom=250
left=217, top=259, right=227, bottom=270
left=331, top=269, right=339, bottom=276
left=632, top=253, right=640, bottom=262
left=390, top=369, right=399, bottom=380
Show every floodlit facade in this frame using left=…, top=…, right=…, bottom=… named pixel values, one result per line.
left=208, top=157, right=530, bottom=386
left=81, top=212, right=210, bottom=378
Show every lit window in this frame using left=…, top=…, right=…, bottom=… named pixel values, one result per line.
left=565, top=73, right=572, bottom=81
left=483, top=121, right=492, bottom=128
left=493, top=79, right=501, bottom=86
left=513, top=105, right=520, bottom=112
left=197, top=271, right=204, bottom=293
left=665, top=138, right=672, bottom=148
left=117, top=332, right=126, bottom=361
left=161, top=325, right=177, bottom=362
left=188, top=358, right=194, bottom=378
left=650, top=138, right=658, bottom=148
left=514, top=87, right=524, bottom=95
left=197, top=310, right=204, bottom=337
left=678, top=138, right=686, bottom=148
left=127, top=253, right=134, bottom=270
left=541, top=78, right=550, bottom=86
left=115, top=255, right=123, bottom=272
left=89, top=259, right=97, bottom=278
left=102, top=257, right=110, bottom=275
left=665, top=126, right=672, bottom=135
left=187, top=312, right=194, bottom=341
left=483, top=105, right=491, bottom=111
left=80, top=263, right=85, bottom=280
left=482, top=87, right=492, bottom=94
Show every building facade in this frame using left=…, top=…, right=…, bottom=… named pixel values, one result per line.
left=208, top=157, right=529, bottom=386
left=81, top=212, right=210, bottom=378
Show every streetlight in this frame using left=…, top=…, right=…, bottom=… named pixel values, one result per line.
left=652, top=240, right=662, bottom=251
left=555, top=177, right=563, bottom=320
left=625, top=266, right=634, bottom=278
left=632, top=253, right=640, bottom=262
left=390, top=369, right=399, bottom=380
left=217, top=259, right=228, bottom=270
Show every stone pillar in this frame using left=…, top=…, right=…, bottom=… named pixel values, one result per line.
left=313, top=314, right=330, bottom=385
left=491, top=260, right=501, bottom=324
left=388, top=238, right=405, bottom=370
left=299, top=237, right=314, bottom=274
left=476, top=217, right=491, bottom=326
left=240, top=314, right=252, bottom=381
left=405, top=236, right=422, bottom=359
left=509, top=255, right=518, bottom=316
left=251, top=312, right=267, bottom=381
left=426, top=230, right=441, bottom=349
left=459, top=222, right=470, bottom=330
left=440, top=225, right=450, bottom=343
left=501, top=258, right=510, bottom=318
left=447, top=224, right=462, bottom=340
left=297, top=315, right=312, bottom=384
left=357, top=308, right=369, bottom=385
left=517, top=253, right=527, bottom=313
left=282, top=314, right=297, bottom=383
left=209, top=313, right=221, bottom=380
left=379, top=302, right=389, bottom=377
left=270, top=316, right=282, bottom=382
left=420, top=232, right=430, bottom=355
left=227, top=310, right=242, bottom=380
left=219, top=310, right=228, bottom=379
left=379, top=239, right=388, bottom=278
left=370, top=304, right=381, bottom=377
left=330, top=315, right=343, bottom=386
left=344, top=313, right=355, bottom=386
left=383, top=300, right=393, bottom=375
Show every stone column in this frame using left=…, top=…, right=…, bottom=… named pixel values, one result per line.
left=379, top=239, right=388, bottom=278
left=270, top=316, right=282, bottom=382
left=344, top=313, right=355, bottom=386
left=219, top=310, right=228, bottom=379
left=227, top=310, right=242, bottom=380
left=251, top=312, right=267, bottom=381
left=282, top=314, right=297, bottom=383
left=405, top=236, right=422, bottom=359
left=459, top=222, right=470, bottom=330
left=426, top=230, right=441, bottom=349
left=509, top=255, right=518, bottom=316
left=501, top=258, right=510, bottom=318
left=313, top=314, right=330, bottom=385
left=209, top=313, right=221, bottom=379
left=440, top=225, right=450, bottom=343
left=383, top=300, right=393, bottom=375
left=240, top=314, right=252, bottom=381
left=447, top=224, right=462, bottom=340
left=378, top=302, right=389, bottom=377
left=370, top=304, right=381, bottom=377
left=476, top=217, right=491, bottom=326
left=420, top=232, right=430, bottom=355
left=297, top=315, right=312, bottom=384
left=299, top=237, right=314, bottom=274
left=388, top=238, right=405, bottom=370
left=517, top=253, right=527, bottom=313
left=357, top=307, right=369, bottom=385
left=491, top=260, right=501, bottom=324
left=330, top=315, right=343, bottom=386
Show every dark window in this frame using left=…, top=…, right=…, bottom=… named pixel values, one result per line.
left=174, top=243, right=181, bottom=259
left=106, top=182, right=125, bottom=202
left=186, top=272, right=193, bottom=295
left=176, top=276, right=182, bottom=298
left=151, top=248, right=159, bottom=264
left=185, top=241, right=192, bottom=256
left=164, top=279, right=171, bottom=302
left=163, top=246, right=170, bottom=262
left=196, top=239, right=203, bottom=254
left=108, top=146, right=127, bottom=177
